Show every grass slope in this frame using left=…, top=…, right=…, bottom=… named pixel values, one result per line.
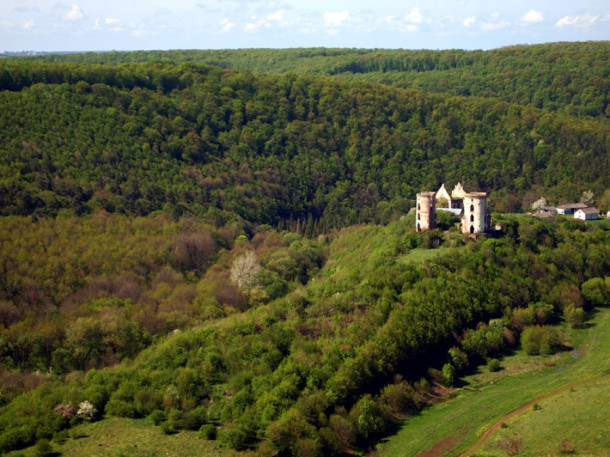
left=7, top=417, right=235, bottom=457
left=377, top=307, right=610, bottom=457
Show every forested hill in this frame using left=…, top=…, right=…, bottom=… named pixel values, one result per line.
left=5, top=41, right=609, bottom=122
left=1, top=60, right=609, bottom=227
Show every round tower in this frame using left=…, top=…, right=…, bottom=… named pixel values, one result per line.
left=416, top=192, right=436, bottom=232
left=462, top=192, right=488, bottom=234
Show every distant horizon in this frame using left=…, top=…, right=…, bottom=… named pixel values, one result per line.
left=3, top=39, right=609, bottom=56
left=1, top=1, right=608, bottom=53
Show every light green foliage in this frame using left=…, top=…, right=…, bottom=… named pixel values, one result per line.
left=442, top=363, right=456, bottom=386
left=563, top=304, right=585, bottom=328
left=521, top=326, right=562, bottom=355
left=581, top=277, right=610, bottom=307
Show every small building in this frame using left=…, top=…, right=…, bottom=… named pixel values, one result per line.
left=556, top=203, right=588, bottom=215
left=450, top=183, right=466, bottom=210
left=416, top=192, right=436, bottom=232
left=574, top=207, right=599, bottom=221
left=435, top=184, right=452, bottom=208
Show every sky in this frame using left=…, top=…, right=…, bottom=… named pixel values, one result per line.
left=1, top=0, right=609, bottom=52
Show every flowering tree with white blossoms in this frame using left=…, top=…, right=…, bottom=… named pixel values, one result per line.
left=76, top=400, right=97, bottom=421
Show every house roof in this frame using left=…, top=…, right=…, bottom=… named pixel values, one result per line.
left=576, top=207, right=598, bottom=215
left=557, top=203, right=588, bottom=210
left=436, top=184, right=451, bottom=202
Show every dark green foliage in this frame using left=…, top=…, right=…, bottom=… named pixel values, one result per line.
left=0, top=57, right=608, bottom=227
left=33, top=439, right=53, bottom=457
left=198, top=423, right=217, bottom=440
left=150, top=409, right=166, bottom=426
left=8, top=43, right=610, bottom=121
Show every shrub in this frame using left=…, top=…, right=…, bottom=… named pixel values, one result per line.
left=511, top=307, right=536, bottom=329
left=150, top=409, right=166, bottom=426
left=563, top=304, right=585, bottom=328
left=105, top=398, right=136, bottom=418
left=198, top=424, right=217, bottom=440
left=487, top=358, right=501, bottom=372
left=521, top=326, right=561, bottom=355
left=54, top=402, right=77, bottom=420
left=581, top=278, right=609, bottom=307
left=0, top=425, right=37, bottom=452
left=161, top=421, right=176, bottom=435
left=33, top=439, right=53, bottom=457
left=442, top=363, right=456, bottom=386
left=448, top=347, right=469, bottom=371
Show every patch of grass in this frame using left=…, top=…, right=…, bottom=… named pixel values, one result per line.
left=7, top=418, right=235, bottom=457
left=377, top=307, right=610, bottom=457
left=483, top=376, right=610, bottom=456
left=398, top=246, right=456, bottom=264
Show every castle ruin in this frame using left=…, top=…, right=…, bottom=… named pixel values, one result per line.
left=416, top=191, right=436, bottom=232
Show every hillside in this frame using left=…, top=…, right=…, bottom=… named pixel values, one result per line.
left=1, top=60, right=609, bottom=228
left=7, top=42, right=609, bottom=122
left=0, top=214, right=609, bottom=455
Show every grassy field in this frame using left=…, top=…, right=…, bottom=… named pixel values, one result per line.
left=7, top=417, right=235, bottom=457
left=377, top=307, right=610, bottom=457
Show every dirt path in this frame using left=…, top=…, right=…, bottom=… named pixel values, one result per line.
left=456, top=373, right=609, bottom=457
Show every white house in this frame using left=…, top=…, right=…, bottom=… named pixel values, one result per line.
left=574, top=207, right=599, bottom=221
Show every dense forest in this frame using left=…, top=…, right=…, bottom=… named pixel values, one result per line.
left=1, top=43, right=609, bottom=456
left=1, top=58, right=609, bottom=229
left=7, top=41, right=609, bottom=121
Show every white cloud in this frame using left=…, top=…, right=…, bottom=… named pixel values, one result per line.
left=65, top=5, right=84, bottom=21
left=482, top=20, right=509, bottom=31
left=22, top=19, right=35, bottom=30
left=555, top=14, right=598, bottom=28
left=105, top=18, right=119, bottom=25
left=323, top=10, right=349, bottom=27
left=463, top=16, right=476, bottom=27
left=521, top=10, right=543, bottom=24
left=404, top=7, right=423, bottom=24
left=220, top=18, right=234, bottom=32
left=405, top=24, right=419, bottom=32
left=482, top=12, right=509, bottom=30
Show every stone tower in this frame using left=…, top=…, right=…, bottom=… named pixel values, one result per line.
left=416, top=192, right=436, bottom=232
left=461, top=192, right=489, bottom=234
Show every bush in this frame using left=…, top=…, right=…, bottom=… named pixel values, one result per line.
left=442, top=363, right=456, bottom=386
left=161, top=421, right=176, bottom=435
left=487, top=358, right=501, bottom=372
left=521, top=326, right=561, bottom=355
left=563, top=304, right=585, bottom=328
left=33, top=439, right=53, bottom=457
left=105, top=398, right=137, bottom=418
left=581, top=278, right=609, bottom=307
left=198, top=424, right=217, bottom=440
left=150, top=409, right=166, bottom=426
left=448, top=347, right=469, bottom=371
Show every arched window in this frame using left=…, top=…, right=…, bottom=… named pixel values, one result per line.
left=470, top=225, right=475, bottom=234
left=417, top=203, right=420, bottom=210
left=417, top=214, right=420, bottom=220
left=417, top=223, right=421, bottom=232
left=470, top=214, right=474, bottom=222
left=470, top=204, right=474, bottom=212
